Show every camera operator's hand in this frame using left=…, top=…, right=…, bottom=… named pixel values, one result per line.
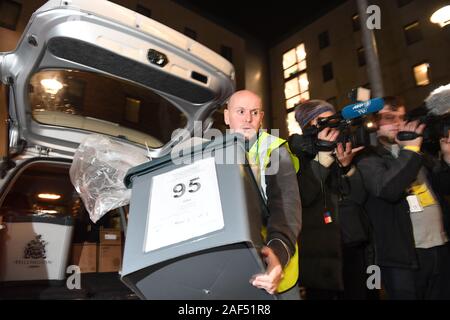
left=336, top=142, right=365, bottom=168
left=396, top=120, right=426, bottom=148
left=318, top=127, right=339, bottom=142
left=440, top=130, right=450, bottom=164
left=314, top=128, right=340, bottom=168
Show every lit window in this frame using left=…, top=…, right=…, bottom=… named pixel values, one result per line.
left=283, top=44, right=307, bottom=80
left=296, top=44, right=307, bottom=62
left=287, top=111, right=302, bottom=135
left=286, top=96, right=301, bottom=110
left=284, top=78, right=300, bottom=99
left=283, top=49, right=297, bottom=70
left=413, top=63, right=430, bottom=86
left=298, top=60, right=307, bottom=72
left=282, top=43, right=309, bottom=112
left=284, top=65, right=299, bottom=79
left=298, top=73, right=309, bottom=93
left=300, top=91, right=310, bottom=101
left=284, top=74, right=310, bottom=107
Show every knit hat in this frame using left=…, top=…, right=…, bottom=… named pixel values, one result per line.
left=294, top=100, right=336, bottom=129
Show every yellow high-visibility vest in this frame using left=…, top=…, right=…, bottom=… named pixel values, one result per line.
left=248, top=131, right=299, bottom=293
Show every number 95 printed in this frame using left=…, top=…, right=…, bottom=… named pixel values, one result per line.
left=173, top=177, right=201, bottom=198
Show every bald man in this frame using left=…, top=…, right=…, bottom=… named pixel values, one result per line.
left=224, top=90, right=302, bottom=299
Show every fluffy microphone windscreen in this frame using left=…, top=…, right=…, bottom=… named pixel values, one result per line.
left=425, top=83, right=450, bottom=116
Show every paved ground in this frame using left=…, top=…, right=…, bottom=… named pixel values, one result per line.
left=0, top=272, right=139, bottom=300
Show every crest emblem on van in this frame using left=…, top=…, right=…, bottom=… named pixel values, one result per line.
left=24, top=235, right=48, bottom=259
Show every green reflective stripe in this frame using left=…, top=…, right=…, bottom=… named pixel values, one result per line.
left=248, top=131, right=270, bottom=166
left=285, top=144, right=300, bottom=173
left=263, top=138, right=286, bottom=168
left=248, top=131, right=269, bottom=154
left=252, top=134, right=299, bottom=174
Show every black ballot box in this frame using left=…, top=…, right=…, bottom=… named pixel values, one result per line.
left=121, top=134, right=275, bottom=300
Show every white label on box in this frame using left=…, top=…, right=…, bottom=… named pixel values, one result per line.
left=104, top=234, right=117, bottom=240
left=144, top=157, right=224, bottom=252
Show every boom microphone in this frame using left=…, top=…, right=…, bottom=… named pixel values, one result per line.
left=397, top=83, right=450, bottom=144
left=425, top=83, right=450, bottom=116
left=341, top=97, right=385, bottom=120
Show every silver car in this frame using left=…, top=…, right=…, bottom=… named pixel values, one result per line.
left=0, top=0, right=234, bottom=296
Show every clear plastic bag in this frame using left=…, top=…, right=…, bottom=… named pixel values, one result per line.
left=70, top=134, right=149, bottom=223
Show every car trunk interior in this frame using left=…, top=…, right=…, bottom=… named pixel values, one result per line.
left=0, top=160, right=135, bottom=299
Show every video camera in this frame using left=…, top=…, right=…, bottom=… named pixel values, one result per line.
left=297, top=98, right=383, bottom=153
left=397, top=84, right=450, bottom=155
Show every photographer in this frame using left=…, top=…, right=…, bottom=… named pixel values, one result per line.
left=355, top=96, right=450, bottom=300
left=289, top=100, right=372, bottom=300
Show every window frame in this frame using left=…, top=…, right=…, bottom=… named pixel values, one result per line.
left=282, top=43, right=310, bottom=111
left=318, top=30, right=330, bottom=50
left=0, top=0, right=22, bottom=31
left=322, top=62, right=334, bottom=83
left=404, top=21, right=423, bottom=46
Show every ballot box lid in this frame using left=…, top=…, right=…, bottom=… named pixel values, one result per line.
left=124, top=133, right=247, bottom=188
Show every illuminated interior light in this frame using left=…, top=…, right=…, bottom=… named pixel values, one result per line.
left=38, top=193, right=61, bottom=200
left=40, top=79, right=63, bottom=94
left=36, top=210, right=59, bottom=214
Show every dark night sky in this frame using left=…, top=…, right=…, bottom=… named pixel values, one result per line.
left=173, top=0, right=348, bottom=46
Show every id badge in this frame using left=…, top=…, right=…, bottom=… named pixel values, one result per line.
left=407, top=195, right=423, bottom=213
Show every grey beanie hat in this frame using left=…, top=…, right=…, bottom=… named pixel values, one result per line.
left=294, top=100, right=336, bottom=129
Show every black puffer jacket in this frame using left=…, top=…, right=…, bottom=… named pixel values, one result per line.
left=289, top=134, right=370, bottom=291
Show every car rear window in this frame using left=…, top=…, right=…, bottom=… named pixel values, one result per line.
left=29, top=69, right=188, bottom=148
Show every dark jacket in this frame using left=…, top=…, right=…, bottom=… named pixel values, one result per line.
left=355, top=144, right=450, bottom=269
left=265, top=145, right=302, bottom=266
left=289, top=134, right=370, bottom=291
